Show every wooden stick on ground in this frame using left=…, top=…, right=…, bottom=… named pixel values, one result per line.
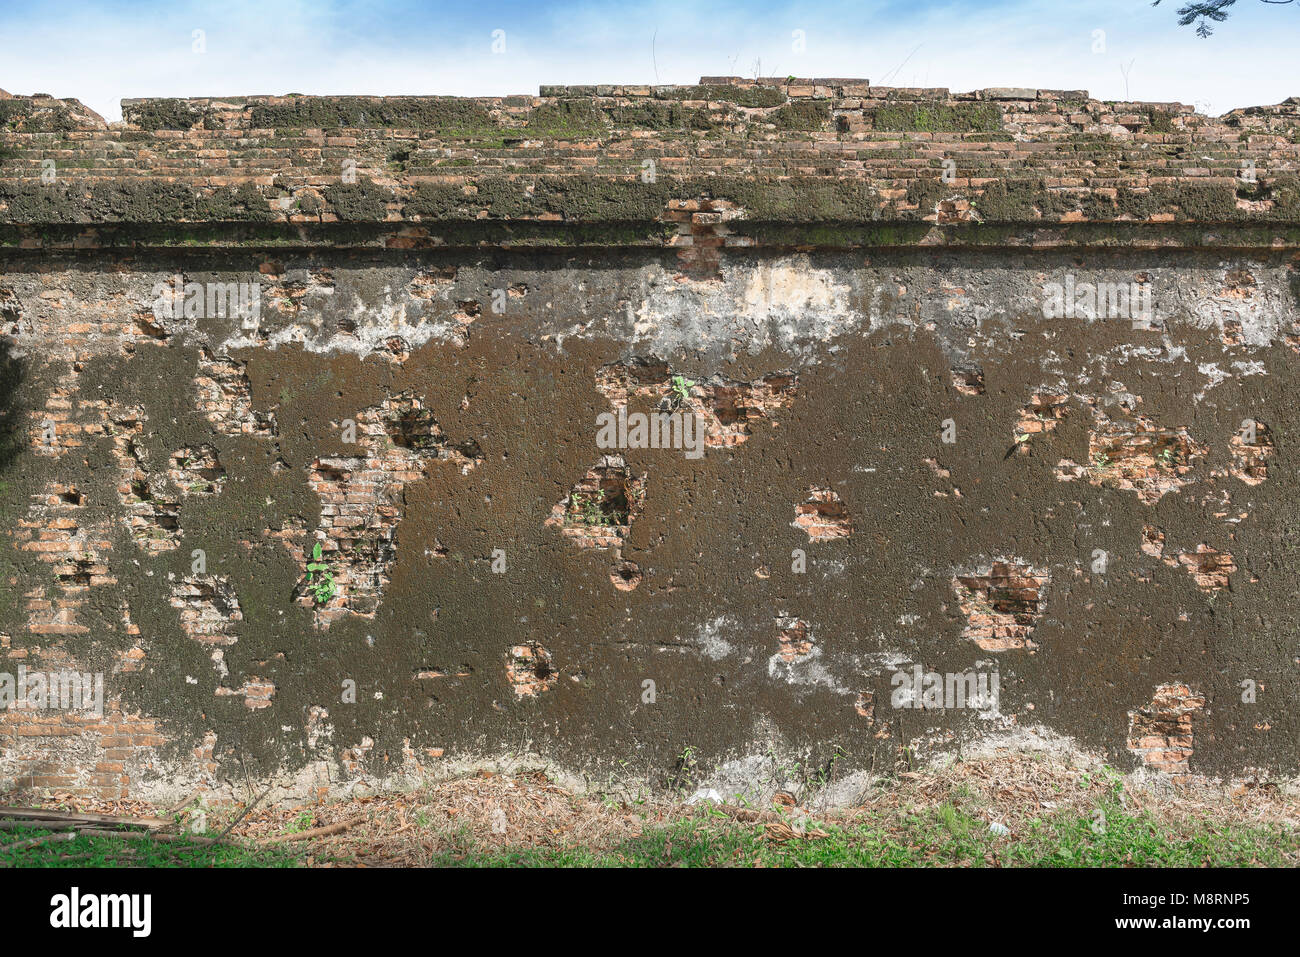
left=76, top=828, right=228, bottom=845
left=164, top=789, right=204, bottom=816
left=1, top=826, right=243, bottom=866
left=0, top=807, right=170, bottom=830
left=259, top=816, right=365, bottom=845
left=212, top=785, right=274, bottom=844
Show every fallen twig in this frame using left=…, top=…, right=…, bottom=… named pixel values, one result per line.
left=165, top=789, right=204, bottom=816
left=260, top=816, right=365, bottom=845
left=0, top=806, right=169, bottom=830
left=213, top=785, right=274, bottom=844
left=76, top=828, right=227, bottom=846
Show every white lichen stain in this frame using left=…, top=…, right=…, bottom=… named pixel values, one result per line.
left=631, top=256, right=861, bottom=360
left=695, top=616, right=736, bottom=661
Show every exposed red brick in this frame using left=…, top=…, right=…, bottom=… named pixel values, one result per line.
left=1228, top=423, right=1273, bottom=485
left=1127, top=683, right=1206, bottom=774
left=169, top=444, right=226, bottom=495
left=109, top=410, right=180, bottom=553
left=1141, top=524, right=1165, bottom=558
left=505, top=643, right=557, bottom=698
left=0, top=706, right=168, bottom=800
left=285, top=391, right=480, bottom=625
left=793, top=486, right=853, bottom=541
left=1014, top=393, right=1069, bottom=453
left=777, top=617, right=813, bottom=662
left=10, top=481, right=117, bottom=637
left=595, top=357, right=797, bottom=449
left=214, top=677, right=275, bottom=710
left=855, top=692, right=874, bottom=720
left=661, top=197, right=745, bottom=279
left=953, top=560, right=1049, bottom=651
left=169, top=576, right=242, bottom=647
left=951, top=367, right=985, bottom=396
left=1056, top=402, right=1206, bottom=504
left=194, top=349, right=277, bottom=437
left=1177, top=544, right=1236, bottom=591
left=546, top=456, right=645, bottom=550
left=610, top=559, right=642, bottom=591
left=258, top=266, right=335, bottom=318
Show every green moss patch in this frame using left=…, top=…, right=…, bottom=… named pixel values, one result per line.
left=404, top=174, right=878, bottom=224
left=973, top=179, right=1069, bottom=221
left=608, top=102, right=718, bottom=131
left=0, top=180, right=274, bottom=224
left=249, top=97, right=498, bottom=132
left=0, top=100, right=80, bottom=134
left=326, top=178, right=392, bottom=221
left=126, top=99, right=203, bottom=131
left=767, top=101, right=831, bottom=131
left=1147, top=109, right=1177, bottom=133
left=871, top=101, right=1003, bottom=134
left=524, top=100, right=608, bottom=138
left=654, top=85, right=788, bottom=108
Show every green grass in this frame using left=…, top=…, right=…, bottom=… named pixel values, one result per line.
left=2, top=799, right=1294, bottom=867
left=426, top=801, right=1299, bottom=868
left=0, top=827, right=304, bottom=868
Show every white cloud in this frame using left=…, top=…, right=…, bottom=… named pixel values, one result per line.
left=1, top=0, right=1293, bottom=120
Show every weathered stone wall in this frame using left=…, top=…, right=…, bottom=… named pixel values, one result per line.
left=0, top=79, right=1297, bottom=802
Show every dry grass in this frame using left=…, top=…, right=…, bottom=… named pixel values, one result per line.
left=4, top=750, right=1297, bottom=866
left=849, top=747, right=1299, bottom=834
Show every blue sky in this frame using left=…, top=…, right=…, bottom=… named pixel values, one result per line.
left=1, top=0, right=1295, bottom=120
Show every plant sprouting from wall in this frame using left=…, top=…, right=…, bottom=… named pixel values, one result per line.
left=664, top=374, right=694, bottom=411
left=569, top=491, right=610, bottom=526
left=305, top=541, right=337, bottom=605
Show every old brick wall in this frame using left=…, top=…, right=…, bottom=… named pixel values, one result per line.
left=0, top=79, right=1298, bottom=801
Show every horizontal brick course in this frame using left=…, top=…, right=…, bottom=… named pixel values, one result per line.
left=1, top=81, right=1298, bottom=242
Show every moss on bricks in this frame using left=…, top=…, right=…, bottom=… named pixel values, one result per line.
left=608, top=102, right=718, bottom=131
left=326, top=178, right=392, bottom=221
left=871, top=101, right=1003, bottom=133
left=200, top=181, right=277, bottom=222
left=1267, top=175, right=1300, bottom=219
left=0, top=102, right=28, bottom=131
left=905, top=176, right=952, bottom=215
left=127, top=99, right=203, bottom=131
left=1147, top=109, right=1177, bottom=133
left=1150, top=183, right=1239, bottom=222
left=707, top=176, right=879, bottom=221
left=0, top=100, right=79, bottom=133
left=525, top=101, right=608, bottom=138
left=295, top=191, right=324, bottom=216
left=404, top=177, right=657, bottom=221
left=0, top=180, right=275, bottom=224
left=1079, top=192, right=1119, bottom=221
left=250, top=97, right=498, bottom=131
left=405, top=182, right=468, bottom=219
left=767, top=101, right=831, bottom=131
left=402, top=174, right=878, bottom=224
left=1113, top=188, right=1163, bottom=220
left=656, top=85, right=788, bottom=107
left=974, top=179, right=1075, bottom=221
left=474, top=177, right=541, bottom=218
left=1237, top=174, right=1300, bottom=220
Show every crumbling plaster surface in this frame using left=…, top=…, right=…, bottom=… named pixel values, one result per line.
left=1, top=244, right=1297, bottom=801
left=3, top=76, right=1300, bottom=801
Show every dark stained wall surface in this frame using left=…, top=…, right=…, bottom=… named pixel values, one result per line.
left=0, top=80, right=1297, bottom=801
